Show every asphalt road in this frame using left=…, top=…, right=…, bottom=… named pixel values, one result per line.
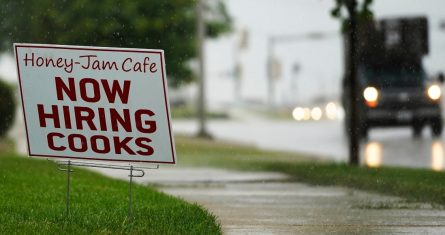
left=173, top=118, right=445, bottom=171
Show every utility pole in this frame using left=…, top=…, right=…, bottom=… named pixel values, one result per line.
left=234, top=29, right=248, bottom=102
left=291, top=63, right=300, bottom=105
left=196, top=0, right=211, bottom=138
left=345, top=0, right=359, bottom=166
left=267, top=38, right=276, bottom=108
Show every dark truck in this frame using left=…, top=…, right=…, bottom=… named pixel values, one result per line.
left=342, top=16, right=443, bottom=138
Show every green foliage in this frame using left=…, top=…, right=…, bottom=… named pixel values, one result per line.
left=0, top=79, right=15, bottom=137
left=0, top=0, right=232, bottom=86
left=0, top=154, right=221, bottom=234
left=330, top=0, right=374, bottom=32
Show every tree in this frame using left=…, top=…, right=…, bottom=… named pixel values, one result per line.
left=331, top=0, right=373, bottom=166
left=0, top=0, right=232, bottom=86
left=0, top=79, right=15, bottom=137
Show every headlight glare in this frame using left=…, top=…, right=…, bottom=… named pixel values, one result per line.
left=363, top=87, right=379, bottom=102
left=428, top=84, right=441, bottom=100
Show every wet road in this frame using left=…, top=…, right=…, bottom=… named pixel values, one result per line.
left=173, top=119, right=445, bottom=171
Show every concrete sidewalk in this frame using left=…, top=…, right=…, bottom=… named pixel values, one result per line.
left=93, top=167, right=445, bottom=235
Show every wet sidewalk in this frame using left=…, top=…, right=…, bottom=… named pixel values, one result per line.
left=93, top=167, right=445, bottom=235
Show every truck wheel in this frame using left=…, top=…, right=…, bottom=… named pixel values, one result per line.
left=360, top=125, right=369, bottom=140
left=431, top=118, right=443, bottom=137
left=412, top=125, right=422, bottom=138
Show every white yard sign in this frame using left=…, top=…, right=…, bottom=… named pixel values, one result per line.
left=14, top=44, right=176, bottom=164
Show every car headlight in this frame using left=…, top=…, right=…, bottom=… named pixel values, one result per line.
left=363, top=86, right=379, bottom=107
left=427, top=84, right=441, bottom=101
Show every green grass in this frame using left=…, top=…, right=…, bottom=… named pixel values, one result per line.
left=0, top=153, right=221, bottom=234
left=176, top=136, right=317, bottom=169
left=171, top=106, right=229, bottom=119
left=176, top=136, right=445, bottom=205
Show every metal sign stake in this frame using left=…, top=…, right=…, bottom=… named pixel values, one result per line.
left=55, top=160, right=157, bottom=221
left=128, top=165, right=133, bottom=221
left=66, top=160, right=71, bottom=217
left=56, top=159, right=74, bottom=218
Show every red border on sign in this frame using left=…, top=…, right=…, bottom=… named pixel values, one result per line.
left=14, top=44, right=176, bottom=164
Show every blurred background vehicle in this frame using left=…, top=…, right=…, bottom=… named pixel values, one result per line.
left=342, top=16, right=443, bottom=138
